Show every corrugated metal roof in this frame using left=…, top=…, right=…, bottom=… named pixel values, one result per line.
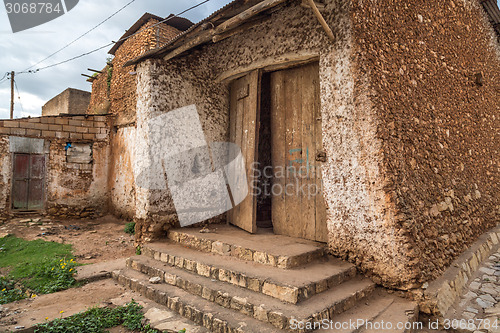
left=480, top=0, right=500, bottom=38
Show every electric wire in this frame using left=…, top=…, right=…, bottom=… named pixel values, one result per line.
left=19, top=0, right=137, bottom=73
left=18, top=0, right=212, bottom=73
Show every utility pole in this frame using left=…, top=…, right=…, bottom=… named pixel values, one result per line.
left=10, top=71, right=14, bottom=119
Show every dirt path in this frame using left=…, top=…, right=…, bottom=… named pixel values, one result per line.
left=0, top=215, right=135, bottom=264
left=0, top=279, right=127, bottom=331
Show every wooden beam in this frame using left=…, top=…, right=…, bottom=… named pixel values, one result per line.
left=87, top=68, right=102, bottom=73
left=214, top=0, right=287, bottom=35
left=212, top=16, right=268, bottom=43
left=163, top=0, right=287, bottom=63
left=306, top=0, right=334, bottom=41
left=217, top=51, right=319, bottom=83
left=162, top=29, right=214, bottom=62
left=81, top=74, right=94, bottom=79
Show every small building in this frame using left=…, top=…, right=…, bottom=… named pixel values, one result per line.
left=41, top=88, right=91, bottom=116
left=120, top=0, right=500, bottom=293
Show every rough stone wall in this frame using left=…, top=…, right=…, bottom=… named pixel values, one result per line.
left=134, top=0, right=499, bottom=288
left=0, top=115, right=111, bottom=218
left=109, top=19, right=181, bottom=126
left=108, top=126, right=136, bottom=220
left=87, top=65, right=110, bottom=115
left=350, top=0, right=500, bottom=288
left=133, top=0, right=409, bottom=269
left=45, top=139, right=109, bottom=218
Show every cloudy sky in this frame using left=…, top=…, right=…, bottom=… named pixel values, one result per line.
left=0, top=0, right=233, bottom=119
left=1, top=0, right=499, bottom=119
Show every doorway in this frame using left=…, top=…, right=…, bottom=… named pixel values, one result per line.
left=228, top=61, right=327, bottom=242
left=12, top=153, right=45, bottom=211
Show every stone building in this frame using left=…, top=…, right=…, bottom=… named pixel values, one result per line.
left=41, top=88, right=91, bottom=116
left=120, top=0, right=499, bottom=291
left=87, top=13, right=193, bottom=220
left=0, top=13, right=193, bottom=220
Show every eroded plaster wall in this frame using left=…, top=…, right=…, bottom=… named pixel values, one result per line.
left=46, top=140, right=109, bottom=218
left=109, top=126, right=136, bottom=219
left=0, top=137, right=10, bottom=215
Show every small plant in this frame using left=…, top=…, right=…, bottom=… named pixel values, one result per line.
left=124, top=222, right=136, bottom=235
left=136, top=245, right=141, bottom=255
left=0, top=277, right=25, bottom=304
left=34, top=300, right=161, bottom=333
left=29, top=258, right=78, bottom=294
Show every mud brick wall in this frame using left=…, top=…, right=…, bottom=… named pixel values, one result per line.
left=0, top=115, right=109, bottom=141
left=350, top=0, right=500, bottom=288
left=0, top=115, right=111, bottom=218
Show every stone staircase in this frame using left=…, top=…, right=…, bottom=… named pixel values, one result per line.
left=112, top=225, right=419, bottom=332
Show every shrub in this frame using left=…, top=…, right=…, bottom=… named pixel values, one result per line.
left=124, top=222, right=136, bottom=235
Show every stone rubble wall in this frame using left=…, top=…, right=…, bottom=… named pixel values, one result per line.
left=0, top=115, right=111, bottom=218
left=351, top=0, right=500, bottom=288
left=133, top=0, right=414, bottom=282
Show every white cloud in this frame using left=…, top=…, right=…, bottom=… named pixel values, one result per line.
left=0, top=0, right=233, bottom=120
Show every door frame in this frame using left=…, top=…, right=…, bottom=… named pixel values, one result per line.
left=10, top=152, right=47, bottom=211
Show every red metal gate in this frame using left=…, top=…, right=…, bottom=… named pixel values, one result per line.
left=12, top=153, right=45, bottom=210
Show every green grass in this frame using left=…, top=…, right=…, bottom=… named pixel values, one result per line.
left=124, top=222, right=136, bottom=235
left=0, top=235, right=78, bottom=303
left=34, top=300, right=162, bottom=333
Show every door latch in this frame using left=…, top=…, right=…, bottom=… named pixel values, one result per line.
left=315, top=151, right=327, bottom=162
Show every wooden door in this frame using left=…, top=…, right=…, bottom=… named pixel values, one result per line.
left=227, top=70, right=261, bottom=233
left=270, top=62, right=328, bottom=242
left=12, top=153, right=45, bottom=210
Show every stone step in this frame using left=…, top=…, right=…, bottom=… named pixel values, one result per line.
left=126, top=255, right=376, bottom=331
left=142, top=241, right=356, bottom=304
left=167, top=225, right=325, bottom=269
left=112, top=268, right=279, bottom=333
left=361, top=297, right=419, bottom=333
left=315, top=291, right=394, bottom=332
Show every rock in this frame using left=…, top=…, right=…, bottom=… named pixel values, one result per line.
left=466, top=306, right=479, bottom=314
left=149, top=276, right=162, bottom=284
left=480, top=267, right=496, bottom=275
left=462, top=311, right=476, bottom=320
left=469, top=281, right=481, bottom=291
left=476, top=297, right=494, bottom=308
left=479, top=294, right=496, bottom=304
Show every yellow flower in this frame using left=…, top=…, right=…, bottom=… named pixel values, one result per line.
left=1, top=288, right=5, bottom=291
left=69, top=268, right=73, bottom=272
left=31, top=294, right=37, bottom=298
left=59, top=259, right=63, bottom=262
left=45, top=317, right=48, bottom=320
left=59, top=310, right=64, bottom=314
left=52, top=267, right=54, bottom=271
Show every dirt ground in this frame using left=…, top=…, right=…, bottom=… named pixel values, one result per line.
left=0, top=214, right=136, bottom=265
left=0, top=214, right=139, bottom=332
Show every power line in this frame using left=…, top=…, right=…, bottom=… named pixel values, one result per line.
left=21, top=0, right=212, bottom=73
left=19, top=0, right=137, bottom=73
